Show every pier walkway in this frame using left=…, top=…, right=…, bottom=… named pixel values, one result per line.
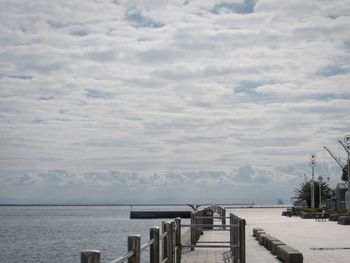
left=181, top=217, right=231, bottom=263
left=180, top=212, right=278, bottom=263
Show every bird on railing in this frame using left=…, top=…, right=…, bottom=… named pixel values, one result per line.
left=186, top=204, right=201, bottom=211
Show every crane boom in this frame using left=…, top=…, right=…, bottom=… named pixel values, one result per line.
left=338, top=140, right=349, bottom=153
left=323, top=146, right=344, bottom=168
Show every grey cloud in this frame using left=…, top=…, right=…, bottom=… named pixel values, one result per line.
left=318, top=65, right=349, bottom=77
left=0, top=167, right=282, bottom=188
left=237, top=136, right=305, bottom=148
left=70, top=29, right=89, bottom=37
left=234, top=80, right=271, bottom=95
left=86, top=50, right=116, bottom=62
left=85, top=88, right=113, bottom=99
left=235, top=165, right=254, bottom=183
left=167, top=135, right=228, bottom=145
left=138, top=49, right=174, bottom=63
left=0, top=162, right=341, bottom=203
left=7, top=75, right=33, bottom=80
left=123, top=77, right=165, bottom=90
left=254, top=175, right=273, bottom=184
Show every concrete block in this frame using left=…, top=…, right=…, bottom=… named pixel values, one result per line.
left=258, top=234, right=270, bottom=245
left=255, top=230, right=266, bottom=240
left=270, top=240, right=286, bottom=255
left=282, top=211, right=292, bottom=217
left=338, top=215, right=350, bottom=225
left=300, top=212, right=317, bottom=219
left=264, top=236, right=280, bottom=250
left=252, top=227, right=264, bottom=237
left=329, top=214, right=342, bottom=221
left=276, top=245, right=303, bottom=263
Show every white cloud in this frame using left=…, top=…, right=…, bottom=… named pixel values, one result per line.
left=0, top=0, right=349, bottom=203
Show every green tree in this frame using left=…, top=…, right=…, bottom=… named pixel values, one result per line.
left=294, top=180, right=331, bottom=208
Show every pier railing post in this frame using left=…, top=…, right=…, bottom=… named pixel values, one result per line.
left=190, top=213, right=195, bottom=251
left=162, top=221, right=167, bottom=262
left=222, top=208, right=226, bottom=229
left=169, top=221, right=175, bottom=263
left=237, top=216, right=241, bottom=262
left=239, top=218, right=246, bottom=263
left=81, top=250, right=100, bottom=263
left=150, top=227, right=160, bottom=263
left=128, top=235, right=141, bottom=263
left=162, top=221, right=171, bottom=262
left=229, top=213, right=233, bottom=256
left=233, top=215, right=239, bottom=263
left=175, top=218, right=181, bottom=263
left=196, top=210, right=202, bottom=242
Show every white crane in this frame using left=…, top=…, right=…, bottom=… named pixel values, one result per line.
left=323, top=145, right=349, bottom=181
left=323, top=146, right=344, bottom=169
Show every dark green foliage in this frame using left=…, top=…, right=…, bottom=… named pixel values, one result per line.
left=293, top=180, right=331, bottom=208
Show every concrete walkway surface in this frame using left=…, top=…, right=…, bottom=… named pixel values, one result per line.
left=180, top=208, right=350, bottom=263
left=230, top=208, right=350, bottom=263
left=181, top=229, right=232, bottom=263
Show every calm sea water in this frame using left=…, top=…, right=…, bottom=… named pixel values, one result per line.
left=0, top=206, right=190, bottom=263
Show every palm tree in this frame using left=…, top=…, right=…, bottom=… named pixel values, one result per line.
left=294, top=180, right=331, bottom=208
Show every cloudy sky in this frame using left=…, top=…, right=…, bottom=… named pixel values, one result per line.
left=0, top=0, right=349, bottom=204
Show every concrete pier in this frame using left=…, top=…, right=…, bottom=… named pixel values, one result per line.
left=181, top=208, right=350, bottom=263
left=130, top=210, right=191, bottom=219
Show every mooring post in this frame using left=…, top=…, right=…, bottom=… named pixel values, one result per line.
left=239, top=218, right=246, bottom=263
left=128, top=235, right=141, bottom=263
left=175, top=218, right=181, bottom=263
left=81, top=250, right=100, bottom=263
left=150, top=227, right=159, bottom=263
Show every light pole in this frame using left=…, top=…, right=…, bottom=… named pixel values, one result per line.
left=310, top=153, right=317, bottom=209
left=344, top=135, right=350, bottom=212
left=318, top=176, right=323, bottom=208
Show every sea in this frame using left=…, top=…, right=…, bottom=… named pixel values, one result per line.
left=0, top=205, right=191, bottom=263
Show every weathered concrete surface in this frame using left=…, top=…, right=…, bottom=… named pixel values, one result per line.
left=244, top=230, right=281, bottom=262
left=180, top=229, right=232, bottom=263
left=230, top=208, right=350, bottom=263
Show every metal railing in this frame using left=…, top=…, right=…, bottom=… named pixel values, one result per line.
left=229, top=212, right=246, bottom=263
left=81, top=219, right=180, bottom=263
left=180, top=205, right=245, bottom=263
left=80, top=206, right=245, bottom=263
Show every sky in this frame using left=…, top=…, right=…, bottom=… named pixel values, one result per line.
left=0, top=0, right=350, bottom=204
